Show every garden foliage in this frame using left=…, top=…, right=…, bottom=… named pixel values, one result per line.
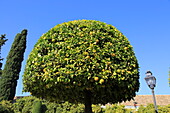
left=32, top=101, right=42, bottom=113
left=0, top=100, right=14, bottom=113
left=1, top=96, right=170, bottom=113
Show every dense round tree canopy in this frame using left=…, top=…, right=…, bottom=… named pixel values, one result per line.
left=23, top=20, right=139, bottom=104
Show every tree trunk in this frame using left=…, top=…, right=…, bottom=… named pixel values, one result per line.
left=84, top=90, right=92, bottom=113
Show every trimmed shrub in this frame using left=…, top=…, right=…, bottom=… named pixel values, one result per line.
left=92, top=104, right=103, bottom=113
left=0, top=100, right=14, bottom=113
left=137, top=104, right=170, bottom=113
left=32, top=101, right=42, bottom=113
left=104, top=104, right=126, bottom=113
left=44, top=101, right=58, bottom=113
left=158, top=105, right=170, bottom=113
left=13, top=96, right=39, bottom=113
left=2, top=97, right=170, bottom=113
left=23, top=20, right=139, bottom=113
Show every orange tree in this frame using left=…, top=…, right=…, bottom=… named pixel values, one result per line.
left=23, top=20, right=139, bottom=113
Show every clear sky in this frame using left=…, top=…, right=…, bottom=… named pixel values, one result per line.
left=0, top=0, right=170, bottom=96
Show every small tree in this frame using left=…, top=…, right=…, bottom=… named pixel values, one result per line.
left=0, top=29, right=27, bottom=101
left=0, top=34, right=8, bottom=77
left=23, top=20, right=139, bottom=113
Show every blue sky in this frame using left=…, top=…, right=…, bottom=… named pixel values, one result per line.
left=0, top=0, right=170, bottom=96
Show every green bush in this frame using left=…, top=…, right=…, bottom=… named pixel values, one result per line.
left=2, top=97, right=170, bottom=113
left=137, top=105, right=146, bottom=113
left=0, top=100, right=14, bottom=113
left=12, top=96, right=84, bottom=113
left=137, top=104, right=170, bottom=113
left=13, top=96, right=40, bottom=113
left=32, top=101, right=42, bottom=113
left=45, top=101, right=84, bottom=113
left=158, top=105, right=170, bottom=113
left=69, top=103, right=84, bottom=113
left=104, top=104, right=126, bottom=113
left=44, top=101, right=58, bottom=113
left=92, top=104, right=104, bottom=113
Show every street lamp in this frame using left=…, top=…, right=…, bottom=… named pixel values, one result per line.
left=145, top=70, right=158, bottom=113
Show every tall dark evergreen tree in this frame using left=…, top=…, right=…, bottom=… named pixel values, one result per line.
left=0, top=34, right=8, bottom=77
left=0, top=29, right=27, bottom=101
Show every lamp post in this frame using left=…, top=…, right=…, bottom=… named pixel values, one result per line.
left=145, top=71, right=158, bottom=113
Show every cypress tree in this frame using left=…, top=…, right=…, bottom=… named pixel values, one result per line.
left=0, top=34, right=8, bottom=77
left=0, top=29, right=27, bottom=101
